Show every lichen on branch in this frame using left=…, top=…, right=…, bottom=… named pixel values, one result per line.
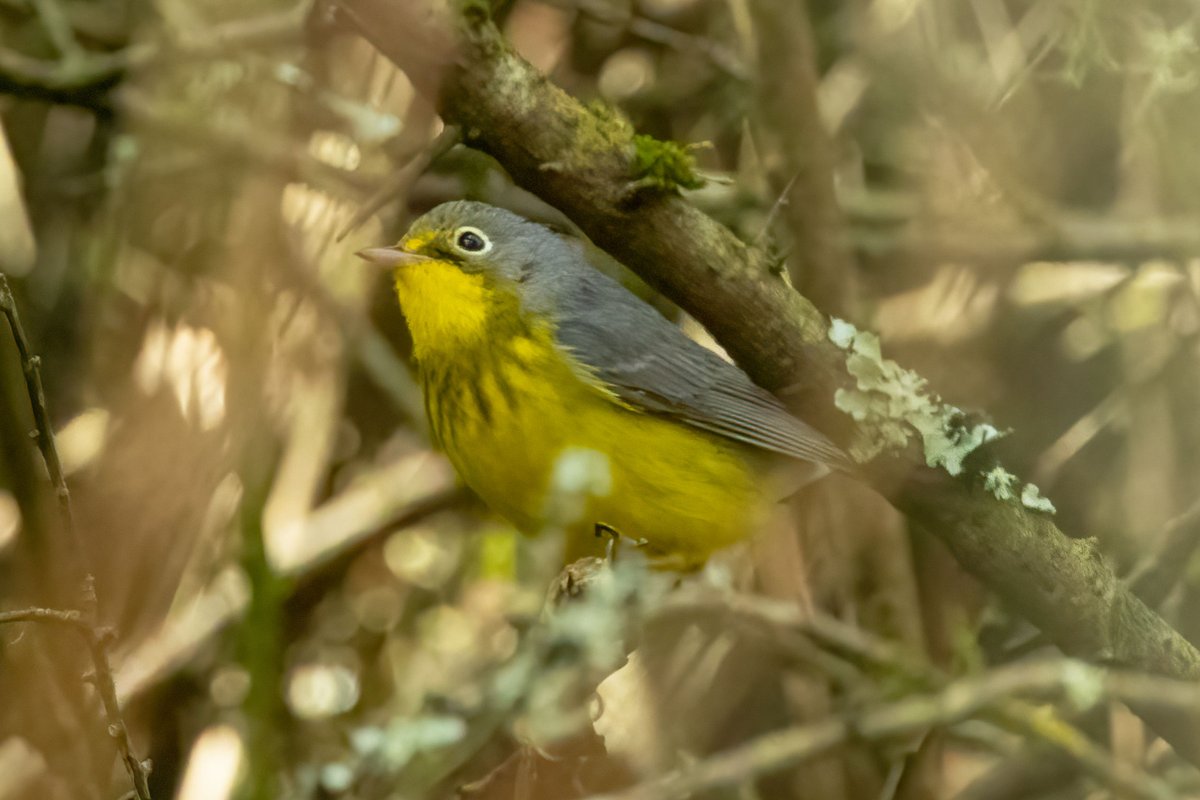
left=828, top=319, right=1005, bottom=475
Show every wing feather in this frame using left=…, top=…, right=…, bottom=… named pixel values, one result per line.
left=546, top=272, right=850, bottom=470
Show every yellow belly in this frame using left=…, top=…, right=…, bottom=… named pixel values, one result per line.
left=424, top=335, right=766, bottom=566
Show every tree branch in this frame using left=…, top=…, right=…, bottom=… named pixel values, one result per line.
left=336, top=0, right=1200, bottom=765
left=0, top=274, right=152, bottom=800
left=748, top=0, right=857, bottom=316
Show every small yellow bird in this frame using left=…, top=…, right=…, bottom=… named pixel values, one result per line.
left=359, top=201, right=847, bottom=566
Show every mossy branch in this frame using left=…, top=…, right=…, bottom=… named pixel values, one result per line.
left=337, top=0, right=1200, bottom=765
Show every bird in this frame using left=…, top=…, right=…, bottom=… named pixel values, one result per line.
left=358, top=200, right=847, bottom=567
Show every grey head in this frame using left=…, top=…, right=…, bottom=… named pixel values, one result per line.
left=400, top=200, right=592, bottom=287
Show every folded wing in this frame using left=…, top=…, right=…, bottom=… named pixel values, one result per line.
left=548, top=270, right=850, bottom=470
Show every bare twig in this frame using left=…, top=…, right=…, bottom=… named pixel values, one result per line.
left=0, top=274, right=152, bottom=800
left=747, top=0, right=857, bottom=316
left=840, top=193, right=1200, bottom=264
left=0, top=275, right=77, bottom=556
left=806, top=616, right=1173, bottom=800
left=752, top=169, right=799, bottom=247
left=0, top=607, right=153, bottom=799
left=336, top=123, right=462, bottom=241
left=0, top=606, right=86, bottom=628
left=1128, top=498, right=1200, bottom=608
left=659, top=594, right=1178, bottom=800
left=590, top=656, right=1192, bottom=800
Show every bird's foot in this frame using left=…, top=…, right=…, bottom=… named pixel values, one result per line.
left=594, top=522, right=621, bottom=563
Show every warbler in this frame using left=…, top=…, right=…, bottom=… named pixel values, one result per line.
left=359, top=201, right=847, bottom=566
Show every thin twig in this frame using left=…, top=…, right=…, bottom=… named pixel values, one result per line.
left=1128, top=497, right=1200, bottom=608
left=0, top=606, right=86, bottom=628
left=0, top=275, right=76, bottom=553
left=335, top=123, right=462, bottom=241
left=752, top=169, right=799, bottom=247
left=0, top=274, right=152, bottom=800
left=0, top=608, right=153, bottom=799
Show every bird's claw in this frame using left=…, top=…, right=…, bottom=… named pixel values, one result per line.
left=594, top=522, right=621, bottom=563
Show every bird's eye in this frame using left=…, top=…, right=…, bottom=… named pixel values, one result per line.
left=453, top=227, right=491, bottom=254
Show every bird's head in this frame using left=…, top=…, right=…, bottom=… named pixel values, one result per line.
left=358, top=201, right=572, bottom=357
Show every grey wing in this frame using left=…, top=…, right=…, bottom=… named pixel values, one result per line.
left=548, top=272, right=850, bottom=469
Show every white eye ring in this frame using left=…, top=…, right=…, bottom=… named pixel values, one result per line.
left=452, top=226, right=492, bottom=255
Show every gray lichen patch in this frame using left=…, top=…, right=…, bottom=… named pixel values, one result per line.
left=983, top=466, right=1019, bottom=501
left=982, top=466, right=1056, bottom=514
left=828, top=320, right=1057, bottom=515
left=828, top=319, right=1005, bottom=475
left=1020, top=483, right=1057, bottom=514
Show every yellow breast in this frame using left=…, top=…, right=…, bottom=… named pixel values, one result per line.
left=426, top=330, right=765, bottom=564
left=394, top=257, right=766, bottom=565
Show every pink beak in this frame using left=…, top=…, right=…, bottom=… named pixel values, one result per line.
left=355, top=246, right=434, bottom=268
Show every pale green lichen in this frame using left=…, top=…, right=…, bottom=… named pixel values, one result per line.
left=828, top=319, right=1005, bottom=475
left=829, top=317, right=857, bottom=349
left=1021, top=483, right=1057, bottom=514
left=985, top=467, right=1056, bottom=513
left=1061, top=660, right=1105, bottom=711
left=983, top=466, right=1019, bottom=501
left=828, top=320, right=1056, bottom=514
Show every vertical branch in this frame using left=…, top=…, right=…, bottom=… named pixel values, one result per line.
left=0, top=273, right=153, bottom=800
left=237, top=457, right=287, bottom=800
left=747, top=0, right=857, bottom=317
left=0, top=275, right=76, bottom=547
